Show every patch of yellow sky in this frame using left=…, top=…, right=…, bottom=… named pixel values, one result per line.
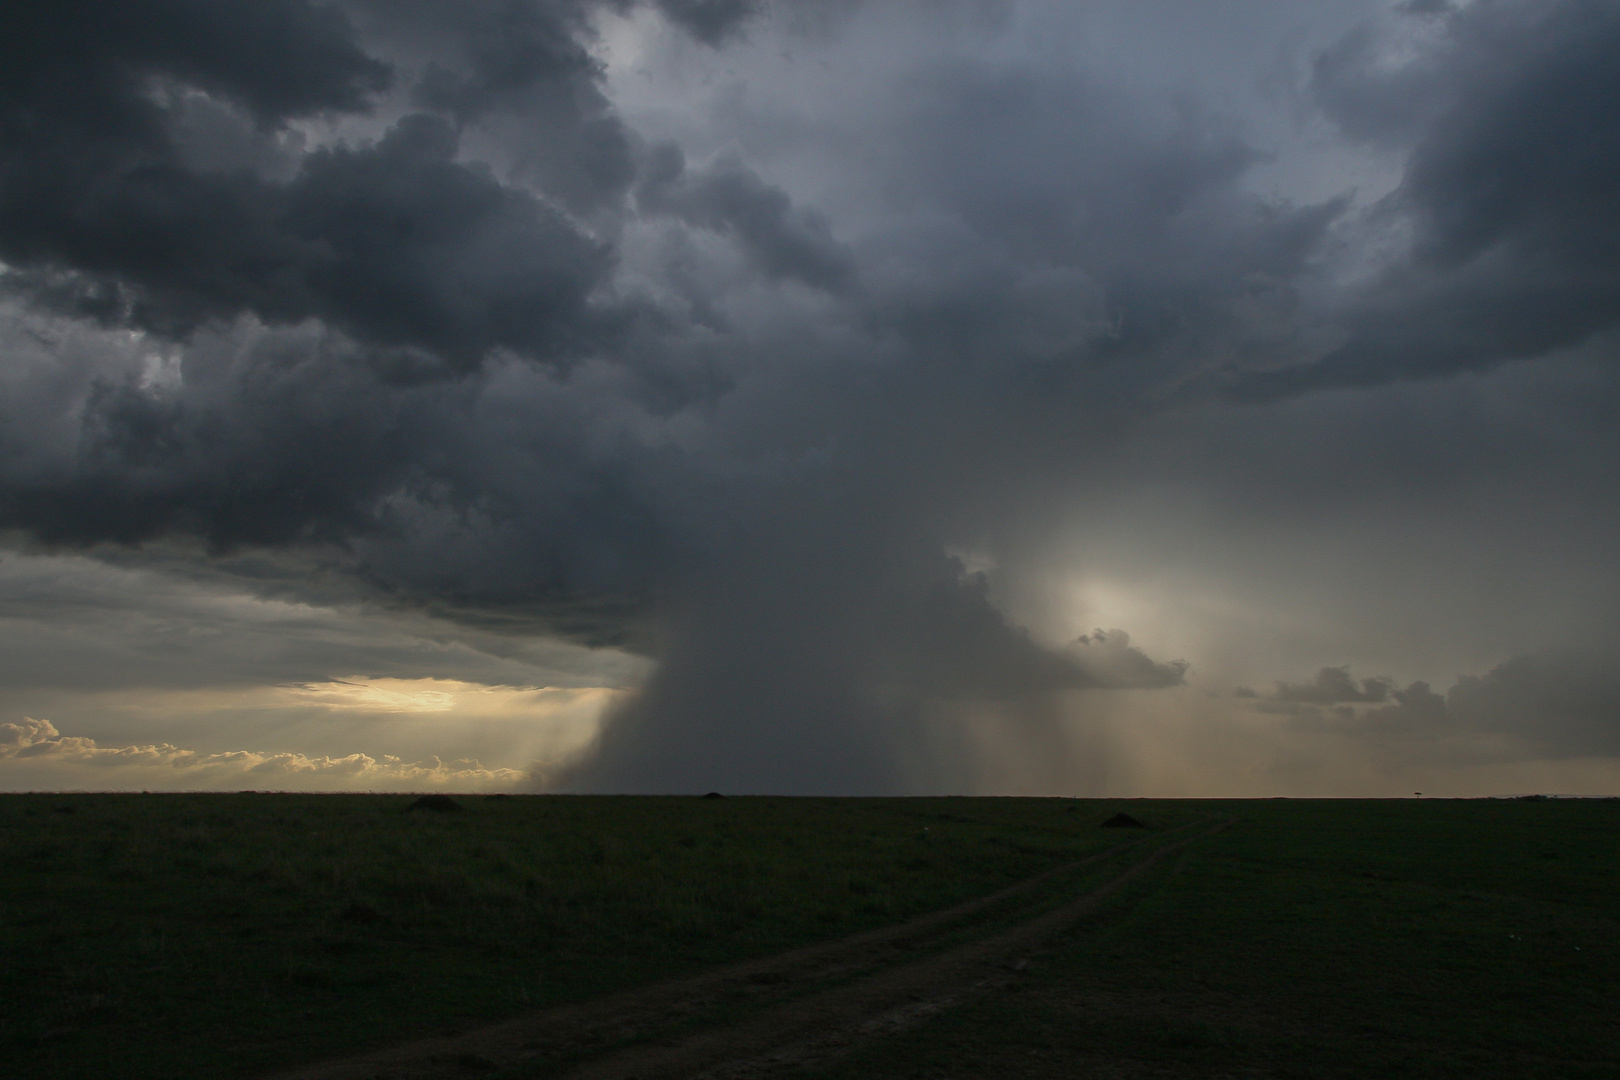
left=0, top=678, right=625, bottom=791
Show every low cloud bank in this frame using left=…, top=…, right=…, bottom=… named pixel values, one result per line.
left=1242, top=650, right=1620, bottom=758
left=0, top=717, right=526, bottom=791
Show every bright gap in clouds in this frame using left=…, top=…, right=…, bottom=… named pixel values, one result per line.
left=0, top=552, right=637, bottom=791
left=0, top=682, right=618, bottom=792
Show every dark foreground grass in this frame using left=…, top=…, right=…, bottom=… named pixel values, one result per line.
left=809, top=798, right=1620, bottom=1080
left=0, top=792, right=1162, bottom=1079
left=5, top=796, right=1616, bottom=1080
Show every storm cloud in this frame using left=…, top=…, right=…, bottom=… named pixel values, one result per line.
left=1239, top=0, right=1620, bottom=394
left=0, top=0, right=1616, bottom=793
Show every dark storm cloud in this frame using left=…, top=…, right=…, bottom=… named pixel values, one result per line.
left=400, top=0, right=602, bottom=123
left=361, top=0, right=640, bottom=215
left=0, top=313, right=688, bottom=649
left=653, top=0, right=761, bottom=46
left=1, top=328, right=432, bottom=550
left=635, top=143, right=855, bottom=292
left=1, top=0, right=390, bottom=125
left=0, top=0, right=618, bottom=365
left=1238, top=0, right=1620, bottom=395
left=849, top=57, right=1350, bottom=396
left=282, top=114, right=612, bottom=361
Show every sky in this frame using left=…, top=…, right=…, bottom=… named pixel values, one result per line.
left=1, top=0, right=1617, bottom=796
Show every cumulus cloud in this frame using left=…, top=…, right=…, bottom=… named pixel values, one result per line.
left=0, top=717, right=525, bottom=790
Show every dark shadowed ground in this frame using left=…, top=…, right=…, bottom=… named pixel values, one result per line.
left=808, top=799, right=1620, bottom=1080
left=2, top=796, right=1616, bottom=1079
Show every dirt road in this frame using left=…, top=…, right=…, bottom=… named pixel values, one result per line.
left=266, top=820, right=1228, bottom=1080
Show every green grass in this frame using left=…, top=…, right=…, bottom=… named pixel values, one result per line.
left=0, top=792, right=1165, bottom=1079
left=5, top=796, right=1616, bottom=1080
left=809, top=798, right=1620, bottom=1080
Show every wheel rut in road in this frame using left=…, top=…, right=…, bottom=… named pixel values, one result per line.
left=266, top=819, right=1229, bottom=1080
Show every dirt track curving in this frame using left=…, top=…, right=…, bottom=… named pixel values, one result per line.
left=265, top=820, right=1229, bottom=1080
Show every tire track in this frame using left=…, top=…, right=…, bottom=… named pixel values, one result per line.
left=562, top=819, right=1231, bottom=1080
left=265, top=820, right=1225, bottom=1080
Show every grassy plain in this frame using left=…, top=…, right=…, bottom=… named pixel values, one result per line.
left=812, top=798, right=1620, bottom=1080
left=0, top=792, right=1161, bottom=1079
left=1, top=795, right=1615, bottom=1079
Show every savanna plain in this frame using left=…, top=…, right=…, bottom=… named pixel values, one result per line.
left=1, top=793, right=1616, bottom=1079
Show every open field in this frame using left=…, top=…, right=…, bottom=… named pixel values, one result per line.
left=1, top=795, right=1616, bottom=1079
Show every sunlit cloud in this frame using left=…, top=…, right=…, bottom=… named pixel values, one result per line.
left=0, top=680, right=628, bottom=791
left=288, top=678, right=459, bottom=712
left=277, top=677, right=618, bottom=718
left=0, top=716, right=527, bottom=792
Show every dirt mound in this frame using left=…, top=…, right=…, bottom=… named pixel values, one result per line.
left=340, top=903, right=383, bottom=925
left=1101, top=812, right=1146, bottom=829
left=702, top=791, right=725, bottom=799
left=406, top=794, right=464, bottom=813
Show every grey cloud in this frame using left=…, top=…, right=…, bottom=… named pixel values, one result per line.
left=893, top=63, right=1261, bottom=265
left=1310, top=22, right=1452, bottom=147
left=0, top=550, right=644, bottom=697
left=847, top=57, right=1349, bottom=394
left=283, top=114, right=614, bottom=362
left=376, top=0, right=638, bottom=214
left=2, top=111, right=614, bottom=367
left=567, top=555, right=1185, bottom=795
left=1242, top=0, right=1620, bottom=395
left=636, top=143, right=855, bottom=292
left=1397, top=1, right=1455, bottom=14
left=1, top=323, right=439, bottom=550
left=0, top=313, right=692, bottom=651
left=165, top=92, right=310, bottom=181
left=1258, top=653, right=1620, bottom=759
left=1, top=2, right=618, bottom=368
left=1271, top=665, right=1394, bottom=704
left=1399, top=4, right=1620, bottom=274
left=1275, top=679, right=1446, bottom=728
left=400, top=0, right=604, bottom=122
left=1448, top=651, right=1620, bottom=757
left=1366, top=681, right=1449, bottom=728
left=654, top=0, right=762, bottom=47
left=1, top=1, right=390, bottom=128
